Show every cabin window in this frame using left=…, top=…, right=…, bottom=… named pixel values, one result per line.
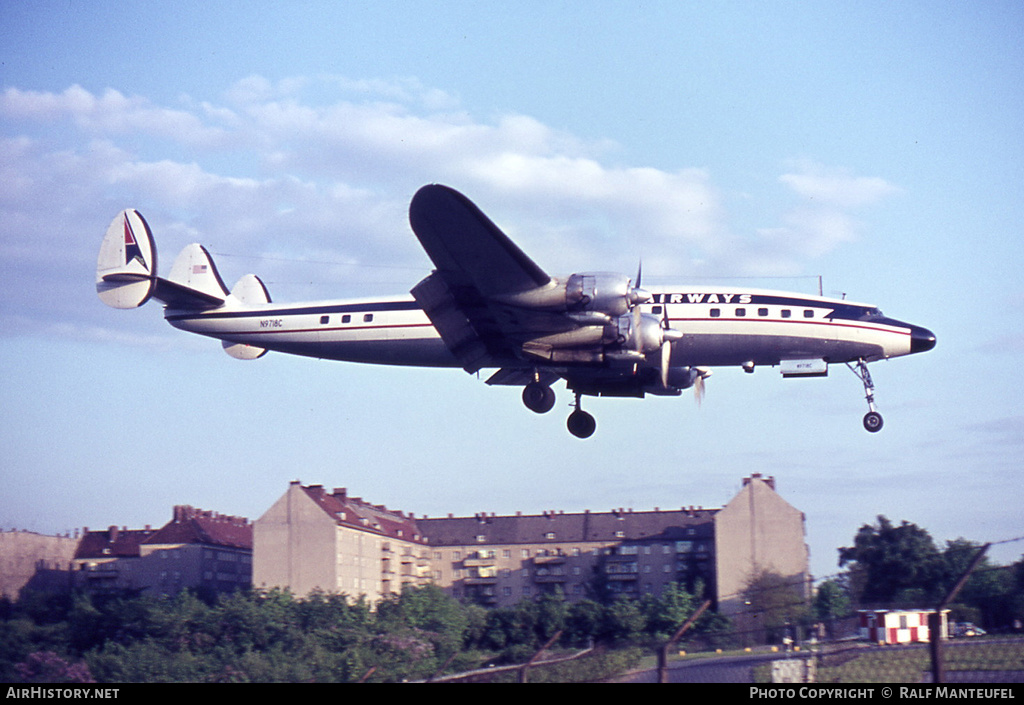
left=342, top=314, right=351, bottom=324
left=758, top=308, right=769, bottom=317
left=652, top=305, right=662, bottom=315
left=803, top=309, right=814, bottom=318
left=320, top=315, right=329, bottom=325
left=781, top=309, right=792, bottom=318
left=735, top=308, right=746, bottom=317
left=363, top=313, right=374, bottom=323
left=709, top=308, right=721, bottom=318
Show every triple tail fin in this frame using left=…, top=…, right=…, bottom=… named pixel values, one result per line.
left=98, top=210, right=272, bottom=361
left=96, top=210, right=158, bottom=309
left=97, top=210, right=228, bottom=310
left=222, top=274, right=272, bottom=360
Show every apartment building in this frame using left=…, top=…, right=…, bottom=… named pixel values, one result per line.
left=253, top=482, right=431, bottom=600
left=0, top=529, right=79, bottom=600
left=73, top=505, right=252, bottom=597
left=253, top=473, right=809, bottom=610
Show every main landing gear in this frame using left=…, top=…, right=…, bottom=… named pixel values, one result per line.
left=522, top=380, right=556, bottom=414
left=521, top=381, right=596, bottom=439
left=847, top=358, right=883, bottom=433
left=566, top=393, right=597, bottom=439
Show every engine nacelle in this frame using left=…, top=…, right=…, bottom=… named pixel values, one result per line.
left=496, top=271, right=648, bottom=318
left=615, top=311, right=673, bottom=354
left=566, top=272, right=640, bottom=317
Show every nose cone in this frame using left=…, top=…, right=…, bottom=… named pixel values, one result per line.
left=910, top=325, right=936, bottom=354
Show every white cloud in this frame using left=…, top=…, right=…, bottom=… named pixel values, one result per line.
left=780, top=160, right=900, bottom=208
left=750, top=160, right=901, bottom=265
left=0, top=76, right=897, bottom=340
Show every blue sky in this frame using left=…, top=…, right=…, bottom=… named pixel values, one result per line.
left=2, top=1, right=1022, bottom=581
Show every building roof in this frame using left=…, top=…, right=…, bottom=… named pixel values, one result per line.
left=144, top=505, right=252, bottom=550
left=286, top=482, right=722, bottom=547
left=75, top=506, right=252, bottom=559
left=418, top=506, right=718, bottom=546
left=74, top=526, right=156, bottom=559
left=300, top=484, right=426, bottom=543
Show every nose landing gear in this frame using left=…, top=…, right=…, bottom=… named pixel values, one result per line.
left=848, top=359, right=884, bottom=433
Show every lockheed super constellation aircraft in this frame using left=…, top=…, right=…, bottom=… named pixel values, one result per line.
left=97, top=184, right=935, bottom=438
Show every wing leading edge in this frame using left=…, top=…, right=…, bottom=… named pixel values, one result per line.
left=409, top=185, right=577, bottom=372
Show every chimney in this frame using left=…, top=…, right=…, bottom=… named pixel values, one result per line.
left=108, top=525, right=119, bottom=542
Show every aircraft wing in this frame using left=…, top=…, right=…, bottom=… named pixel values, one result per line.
left=409, top=185, right=577, bottom=372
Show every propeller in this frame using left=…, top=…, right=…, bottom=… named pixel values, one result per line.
left=628, top=260, right=651, bottom=308
left=693, top=367, right=711, bottom=406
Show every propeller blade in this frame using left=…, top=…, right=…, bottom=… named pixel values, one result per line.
left=693, top=367, right=711, bottom=406
left=632, top=306, right=642, bottom=352
left=661, top=340, right=671, bottom=388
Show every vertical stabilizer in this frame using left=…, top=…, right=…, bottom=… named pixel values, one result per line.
left=96, top=210, right=157, bottom=309
left=167, top=244, right=230, bottom=302
left=223, top=274, right=271, bottom=359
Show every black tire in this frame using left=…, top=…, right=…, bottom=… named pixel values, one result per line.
left=863, top=411, right=884, bottom=433
left=567, top=410, right=597, bottom=439
left=522, top=382, right=556, bottom=414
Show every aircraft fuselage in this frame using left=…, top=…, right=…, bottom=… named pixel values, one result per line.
left=165, top=285, right=934, bottom=370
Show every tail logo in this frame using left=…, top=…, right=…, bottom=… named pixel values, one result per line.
left=123, top=214, right=148, bottom=269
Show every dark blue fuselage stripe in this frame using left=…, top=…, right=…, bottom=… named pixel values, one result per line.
left=165, top=299, right=422, bottom=322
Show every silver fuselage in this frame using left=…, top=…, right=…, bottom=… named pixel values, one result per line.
left=165, top=285, right=934, bottom=370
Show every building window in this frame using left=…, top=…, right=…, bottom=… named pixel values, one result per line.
left=545, top=532, right=556, bottom=540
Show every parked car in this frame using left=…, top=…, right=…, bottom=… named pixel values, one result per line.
left=950, top=622, right=986, bottom=638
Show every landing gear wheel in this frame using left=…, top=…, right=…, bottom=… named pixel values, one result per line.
left=522, top=382, right=556, bottom=414
left=848, top=359, right=884, bottom=434
left=567, top=409, right=597, bottom=439
left=863, top=411, right=884, bottom=433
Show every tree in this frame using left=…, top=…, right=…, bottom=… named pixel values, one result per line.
left=642, top=582, right=696, bottom=640
left=838, top=515, right=946, bottom=606
left=742, top=570, right=809, bottom=645
left=813, top=578, right=852, bottom=639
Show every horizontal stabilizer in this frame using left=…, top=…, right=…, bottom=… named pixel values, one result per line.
left=151, top=277, right=226, bottom=309
left=96, top=210, right=157, bottom=309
